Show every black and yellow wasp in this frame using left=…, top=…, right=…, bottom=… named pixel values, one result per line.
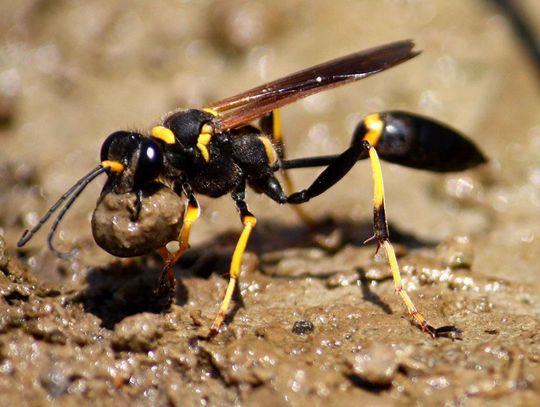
left=18, top=40, right=486, bottom=338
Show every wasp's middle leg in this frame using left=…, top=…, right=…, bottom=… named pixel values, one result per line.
left=260, top=110, right=316, bottom=225
left=209, top=186, right=257, bottom=337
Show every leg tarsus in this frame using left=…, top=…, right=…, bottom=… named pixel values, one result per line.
left=434, top=325, right=463, bottom=340
left=416, top=321, right=462, bottom=340
left=154, top=248, right=177, bottom=310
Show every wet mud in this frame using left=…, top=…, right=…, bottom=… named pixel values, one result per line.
left=1, top=1, right=540, bottom=406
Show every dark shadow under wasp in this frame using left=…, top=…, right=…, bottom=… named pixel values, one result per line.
left=18, top=40, right=486, bottom=339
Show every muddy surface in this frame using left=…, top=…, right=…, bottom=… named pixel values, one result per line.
left=1, top=1, right=540, bottom=406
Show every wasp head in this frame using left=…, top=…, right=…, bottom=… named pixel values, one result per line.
left=17, top=130, right=166, bottom=258
left=100, top=131, right=164, bottom=193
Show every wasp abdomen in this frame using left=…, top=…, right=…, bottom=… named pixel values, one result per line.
left=358, top=111, right=487, bottom=172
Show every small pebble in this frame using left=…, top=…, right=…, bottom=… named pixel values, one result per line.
left=292, top=320, right=314, bottom=335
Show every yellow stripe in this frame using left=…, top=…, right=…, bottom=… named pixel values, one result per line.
left=151, top=126, right=175, bottom=144
left=197, top=128, right=213, bottom=162
left=200, top=124, right=214, bottom=135
left=363, top=113, right=384, bottom=147
left=368, top=146, right=384, bottom=207
left=258, top=136, right=278, bottom=165
left=203, top=107, right=219, bottom=117
left=272, top=110, right=282, bottom=143
left=101, top=160, right=125, bottom=172
left=230, top=215, right=256, bottom=277
left=197, top=144, right=210, bottom=161
left=198, top=132, right=212, bottom=145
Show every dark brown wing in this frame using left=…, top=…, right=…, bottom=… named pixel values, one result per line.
left=207, top=40, right=420, bottom=131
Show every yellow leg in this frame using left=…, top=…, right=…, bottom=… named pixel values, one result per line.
left=209, top=214, right=257, bottom=336
left=270, top=110, right=316, bottom=226
left=157, top=198, right=200, bottom=294
left=365, top=143, right=437, bottom=336
left=165, top=199, right=200, bottom=266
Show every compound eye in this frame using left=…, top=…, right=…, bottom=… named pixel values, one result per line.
left=100, top=131, right=135, bottom=162
left=134, top=138, right=163, bottom=186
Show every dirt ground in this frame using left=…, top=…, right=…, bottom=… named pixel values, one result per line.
left=1, top=1, right=540, bottom=406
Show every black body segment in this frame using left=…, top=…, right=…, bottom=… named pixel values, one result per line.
left=282, top=111, right=487, bottom=173
left=363, top=111, right=487, bottom=172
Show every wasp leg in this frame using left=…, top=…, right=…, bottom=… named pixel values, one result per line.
left=209, top=188, right=256, bottom=337
left=286, top=113, right=466, bottom=338
left=286, top=140, right=363, bottom=204
left=260, top=110, right=315, bottom=225
left=260, top=110, right=285, bottom=159
left=156, top=190, right=200, bottom=301
left=363, top=141, right=462, bottom=338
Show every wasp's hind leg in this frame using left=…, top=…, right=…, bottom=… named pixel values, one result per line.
left=363, top=141, right=461, bottom=338
left=286, top=112, right=477, bottom=338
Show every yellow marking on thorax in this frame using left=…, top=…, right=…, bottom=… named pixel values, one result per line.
left=258, top=136, right=278, bottom=165
left=203, top=107, right=219, bottom=117
left=151, top=126, right=175, bottom=144
left=192, top=109, right=218, bottom=161
left=200, top=124, right=214, bottom=135
left=363, top=113, right=384, bottom=147
left=197, top=134, right=211, bottom=161
left=101, top=160, right=125, bottom=172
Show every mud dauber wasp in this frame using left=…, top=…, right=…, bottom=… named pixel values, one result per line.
left=18, top=40, right=486, bottom=339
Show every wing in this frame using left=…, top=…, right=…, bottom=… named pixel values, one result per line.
left=207, top=40, right=420, bottom=131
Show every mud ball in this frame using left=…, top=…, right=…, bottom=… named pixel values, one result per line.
left=91, top=183, right=183, bottom=257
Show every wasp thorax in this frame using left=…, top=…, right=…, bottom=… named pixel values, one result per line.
left=162, top=109, right=215, bottom=147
